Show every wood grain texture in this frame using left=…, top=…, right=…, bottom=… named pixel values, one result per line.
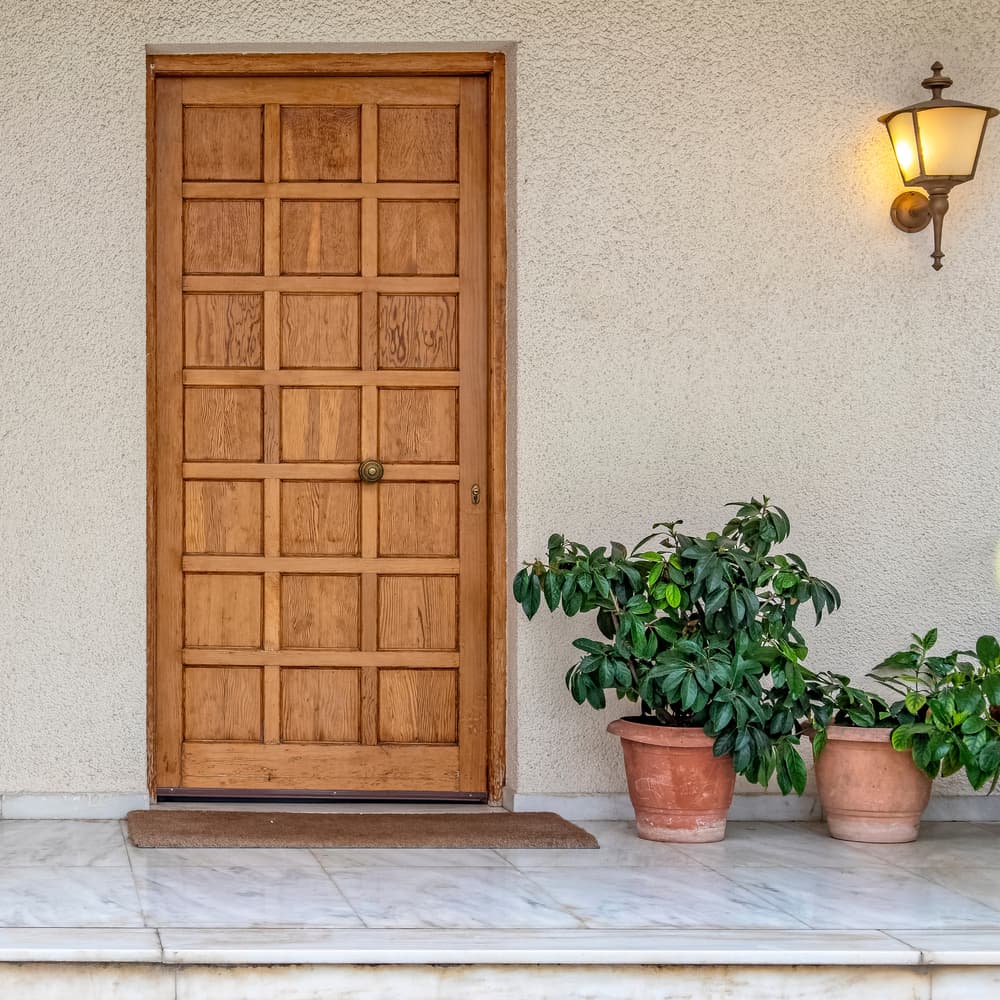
left=184, top=573, right=263, bottom=649
left=184, top=480, right=263, bottom=555
left=280, top=200, right=360, bottom=275
left=153, top=77, right=185, bottom=788
left=378, top=201, right=458, bottom=275
left=181, top=742, right=460, bottom=791
left=184, top=293, right=263, bottom=368
left=280, top=481, right=360, bottom=555
left=378, top=388, right=457, bottom=463
left=379, top=483, right=458, bottom=557
left=184, top=386, right=263, bottom=461
left=151, top=52, right=496, bottom=76
left=378, top=294, right=457, bottom=369
left=378, top=106, right=458, bottom=181
left=183, top=200, right=263, bottom=274
left=152, top=58, right=504, bottom=799
left=457, top=76, right=490, bottom=793
left=281, top=294, right=360, bottom=368
left=487, top=53, right=509, bottom=803
left=281, top=106, right=361, bottom=180
left=184, top=667, right=262, bottom=741
left=183, top=106, right=263, bottom=180
left=281, top=668, right=361, bottom=742
left=281, top=574, right=361, bottom=649
left=378, top=576, right=458, bottom=650
left=280, top=387, right=360, bottom=462
left=378, top=669, right=458, bottom=743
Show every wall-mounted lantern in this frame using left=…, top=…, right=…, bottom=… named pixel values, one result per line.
left=880, top=62, right=997, bottom=270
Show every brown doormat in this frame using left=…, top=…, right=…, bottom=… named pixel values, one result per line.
left=126, top=810, right=598, bottom=850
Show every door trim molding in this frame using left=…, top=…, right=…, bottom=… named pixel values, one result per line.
left=146, top=51, right=508, bottom=802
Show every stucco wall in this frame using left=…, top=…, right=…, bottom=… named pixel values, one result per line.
left=1, top=1, right=999, bottom=802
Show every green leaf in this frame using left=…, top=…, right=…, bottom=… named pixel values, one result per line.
left=572, top=638, right=607, bottom=655
left=512, top=568, right=529, bottom=603
left=813, top=727, right=828, bottom=758
left=983, top=675, right=1000, bottom=706
left=664, top=583, right=682, bottom=608
left=785, top=749, right=807, bottom=795
left=523, top=573, right=541, bottom=619
left=977, top=635, right=1000, bottom=667
left=680, top=672, right=699, bottom=710
left=922, top=628, right=939, bottom=650
left=543, top=572, right=561, bottom=611
left=955, top=685, right=985, bottom=717
left=904, top=692, right=927, bottom=715
left=891, top=725, right=915, bottom=751
left=585, top=683, right=606, bottom=710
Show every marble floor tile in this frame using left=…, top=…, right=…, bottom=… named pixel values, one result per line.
left=134, top=865, right=362, bottom=928
left=677, top=821, right=905, bottom=871
left=0, top=820, right=128, bottom=867
left=909, top=863, right=1000, bottom=913
left=0, top=927, right=163, bottom=962
left=499, top=820, right=711, bottom=869
left=0, top=867, right=143, bottom=927
left=126, top=841, right=324, bottom=872
left=890, top=928, right=1000, bottom=964
left=158, top=926, right=917, bottom=966
left=833, top=821, right=1000, bottom=874
left=522, top=865, right=807, bottom=929
left=314, top=847, right=513, bottom=871
left=727, top=865, right=1000, bottom=929
left=332, top=866, right=583, bottom=929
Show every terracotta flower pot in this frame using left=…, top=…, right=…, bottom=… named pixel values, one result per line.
left=607, top=717, right=736, bottom=843
left=813, top=725, right=932, bottom=843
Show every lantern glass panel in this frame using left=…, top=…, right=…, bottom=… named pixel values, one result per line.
left=887, top=112, right=920, bottom=182
left=915, top=106, right=988, bottom=177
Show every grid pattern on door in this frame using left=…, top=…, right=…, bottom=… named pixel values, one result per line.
left=153, top=74, right=488, bottom=794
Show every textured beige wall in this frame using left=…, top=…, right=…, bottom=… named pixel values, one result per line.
left=1, top=1, right=999, bottom=799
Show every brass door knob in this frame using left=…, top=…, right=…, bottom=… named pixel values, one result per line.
left=358, top=459, right=384, bottom=483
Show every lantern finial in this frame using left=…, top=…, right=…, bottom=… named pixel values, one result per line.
left=922, top=62, right=953, bottom=101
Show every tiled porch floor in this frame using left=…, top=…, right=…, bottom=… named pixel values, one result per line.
left=0, top=816, right=998, bottom=966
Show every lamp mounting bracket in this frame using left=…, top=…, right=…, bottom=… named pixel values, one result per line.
left=889, top=190, right=931, bottom=233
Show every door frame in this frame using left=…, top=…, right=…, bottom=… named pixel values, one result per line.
left=145, top=51, right=508, bottom=802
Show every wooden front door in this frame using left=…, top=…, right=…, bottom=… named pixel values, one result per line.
left=151, top=66, right=493, bottom=797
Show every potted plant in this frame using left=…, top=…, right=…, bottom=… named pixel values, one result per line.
left=809, top=631, right=1000, bottom=843
left=512, top=498, right=841, bottom=842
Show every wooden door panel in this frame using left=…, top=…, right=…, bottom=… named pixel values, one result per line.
left=184, top=387, right=263, bottom=461
left=280, top=294, right=360, bottom=368
left=377, top=200, right=458, bottom=275
left=280, top=106, right=362, bottom=181
left=280, top=200, right=361, bottom=275
left=378, top=388, right=458, bottom=463
left=378, top=483, right=458, bottom=557
left=280, top=387, right=361, bottom=461
left=280, top=481, right=360, bottom=555
left=281, top=574, right=361, bottom=648
left=184, top=480, right=263, bottom=555
left=155, top=70, right=491, bottom=795
left=183, top=106, right=263, bottom=181
left=183, top=200, right=263, bottom=273
left=377, top=576, right=458, bottom=650
left=280, top=667, right=361, bottom=742
left=377, top=294, right=458, bottom=369
left=184, top=294, right=264, bottom=368
left=184, top=667, right=263, bottom=741
left=378, top=107, right=458, bottom=181
left=184, top=574, right=263, bottom=648
left=378, top=669, right=458, bottom=743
